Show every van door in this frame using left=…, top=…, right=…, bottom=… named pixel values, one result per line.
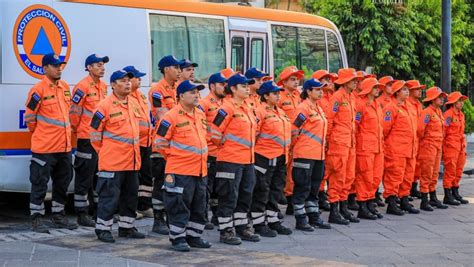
left=230, top=31, right=268, bottom=74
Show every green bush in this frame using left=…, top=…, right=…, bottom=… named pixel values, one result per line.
left=462, top=100, right=474, bottom=134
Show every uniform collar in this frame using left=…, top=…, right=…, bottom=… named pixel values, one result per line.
left=177, top=102, right=196, bottom=117
left=42, top=76, right=61, bottom=88
left=111, top=92, right=129, bottom=108
left=158, top=78, right=176, bottom=90
left=284, top=88, right=299, bottom=97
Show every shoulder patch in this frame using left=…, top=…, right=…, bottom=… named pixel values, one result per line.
left=445, top=117, right=452, bottom=126
left=424, top=114, right=430, bottom=124
left=332, top=102, right=340, bottom=112
left=197, top=104, right=205, bottom=112
left=384, top=111, right=391, bottom=121
left=355, top=112, right=362, bottom=122
left=157, top=119, right=171, bottom=137
left=213, top=109, right=228, bottom=127
left=90, top=111, right=105, bottom=129
left=293, top=113, right=307, bottom=128
left=72, top=89, right=85, bottom=104
left=27, top=92, right=41, bottom=111
left=152, top=92, right=162, bottom=107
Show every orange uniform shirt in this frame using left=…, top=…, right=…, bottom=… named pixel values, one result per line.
left=417, top=105, right=444, bottom=148
left=255, top=102, right=291, bottom=161
left=69, top=75, right=107, bottom=139
left=25, top=76, right=72, bottom=153
left=278, top=88, right=301, bottom=120
left=198, top=93, right=224, bottom=157
left=443, top=107, right=466, bottom=151
left=246, top=92, right=261, bottom=114
left=383, top=99, right=417, bottom=158
left=130, top=89, right=152, bottom=147
left=148, top=79, right=178, bottom=121
left=154, top=104, right=208, bottom=177
left=326, top=89, right=356, bottom=148
left=317, top=91, right=332, bottom=115
left=90, top=94, right=141, bottom=171
left=379, top=93, right=392, bottom=108
left=355, top=97, right=384, bottom=155
left=291, top=99, right=327, bottom=160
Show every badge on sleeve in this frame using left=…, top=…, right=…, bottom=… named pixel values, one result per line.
left=197, top=104, right=204, bottom=112
left=423, top=114, right=430, bottom=124
left=157, top=119, right=171, bottom=137
left=384, top=111, right=391, bottom=121
left=164, top=174, right=175, bottom=188
left=332, top=102, right=339, bottom=112
left=213, top=109, right=228, bottom=126
left=72, top=89, right=84, bottom=104
left=445, top=117, right=452, bottom=126
left=293, top=113, right=307, bottom=128
left=90, top=111, right=105, bottom=129
left=355, top=112, right=362, bottom=122
left=152, top=92, right=162, bottom=107
left=27, top=92, right=41, bottom=111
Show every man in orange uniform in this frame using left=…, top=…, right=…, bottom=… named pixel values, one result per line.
left=178, top=59, right=198, bottom=83
left=198, top=72, right=228, bottom=228
left=70, top=54, right=109, bottom=227
left=244, top=67, right=268, bottom=112
left=149, top=55, right=184, bottom=235
left=417, top=87, right=448, bottom=211
left=25, top=53, right=77, bottom=233
left=124, top=66, right=154, bottom=218
left=325, top=68, right=361, bottom=225
left=154, top=80, right=210, bottom=252
left=91, top=70, right=145, bottom=243
left=378, top=76, right=395, bottom=109
left=277, top=66, right=304, bottom=215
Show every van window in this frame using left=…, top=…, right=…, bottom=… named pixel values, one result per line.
left=150, top=14, right=226, bottom=82
left=327, top=31, right=343, bottom=73
left=231, top=37, right=245, bottom=73
left=298, top=27, right=327, bottom=77
left=271, top=25, right=297, bottom=78
left=250, top=38, right=264, bottom=70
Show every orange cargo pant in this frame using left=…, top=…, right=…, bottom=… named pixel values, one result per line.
left=344, top=147, right=356, bottom=199
left=284, top=157, right=294, bottom=197
left=355, top=152, right=384, bottom=201
left=319, top=173, right=328, bottom=192
left=443, top=145, right=466, bottom=188
left=383, top=155, right=415, bottom=198
left=326, top=143, right=353, bottom=203
left=418, top=143, right=442, bottom=193
left=413, top=143, right=421, bottom=183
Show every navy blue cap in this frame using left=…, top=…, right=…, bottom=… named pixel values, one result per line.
left=208, top=72, right=228, bottom=87
left=122, top=66, right=146, bottom=78
left=110, top=70, right=134, bottom=84
left=245, top=67, right=268, bottom=79
left=158, top=55, right=185, bottom=69
left=180, top=59, right=198, bottom=69
left=42, top=53, right=66, bottom=67
left=228, top=73, right=256, bottom=87
left=258, top=81, right=283, bottom=96
left=85, top=54, right=109, bottom=70
left=303, top=78, right=326, bottom=91
left=177, top=80, right=205, bottom=95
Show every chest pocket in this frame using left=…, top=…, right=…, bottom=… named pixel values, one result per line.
left=86, top=95, right=100, bottom=103
left=42, top=96, right=58, bottom=113
left=175, top=122, right=193, bottom=138
left=110, top=112, right=126, bottom=127
left=280, top=102, right=294, bottom=111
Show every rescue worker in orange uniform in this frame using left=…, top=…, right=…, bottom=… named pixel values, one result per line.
left=291, top=79, right=331, bottom=231
left=148, top=55, right=184, bottom=235
left=245, top=67, right=270, bottom=113
left=418, top=87, right=448, bottom=211
left=443, top=92, right=469, bottom=205
left=276, top=66, right=304, bottom=215
left=250, top=81, right=293, bottom=237
left=378, top=76, right=395, bottom=109
left=123, top=66, right=154, bottom=218
left=325, top=68, right=361, bottom=225
left=354, top=78, right=385, bottom=220
left=154, top=80, right=210, bottom=252
left=25, top=53, right=77, bottom=233
left=198, top=72, right=228, bottom=229
left=70, top=54, right=109, bottom=227
left=91, top=70, right=145, bottom=243
left=178, top=59, right=198, bottom=83
left=211, top=73, right=259, bottom=245
left=382, top=80, right=420, bottom=215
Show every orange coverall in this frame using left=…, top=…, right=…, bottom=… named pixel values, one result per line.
left=442, top=107, right=467, bottom=188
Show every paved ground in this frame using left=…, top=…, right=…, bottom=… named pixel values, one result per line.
left=1, top=147, right=473, bottom=266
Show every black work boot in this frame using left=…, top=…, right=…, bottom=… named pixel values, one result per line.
left=220, top=228, right=241, bottom=245
left=118, top=227, right=145, bottom=239
left=295, top=215, right=314, bottom=232
left=420, top=193, right=434, bottom=211
left=452, top=187, right=469, bottom=204
left=308, top=212, right=331, bottom=229
left=31, top=215, right=50, bottom=233
left=152, top=210, right=169, bottom=235
left=254, top=224, right=277, bottom=237
left=375, top=191, right=385, bottom=207
left=357, top=201, right=377, bottom=220
left=348, top=193, right=359, bottom=211
left=367, top=199, right=383, bottom=219
left=236, top=225, right=260, bottom=242
left=77, top=212, right=95, bottom=227
left=172, top=240, right=191, bottom=252
left=318, top=191, right=330, bottom=212
left=95, top=229, right=115, bottom=243
left=52, top=212, right=78, bottom=230
left=268, top=222, right=292, bottom=235
left=400, top=196, right=420, bottom=214
left=410, top=182, right=422, bottom=199
left=186, top=237, right=212, bottom=248
left=285, top=196, right=294, bottom=215
left=386, top=196, right=404, bottom=216
left=340, top=201, right=360, bottom=223
left=328, top=202, right=349, bottom=225
left=443, top=188, right=461, bottom=206
left=429, top=191, right=448, bottom=209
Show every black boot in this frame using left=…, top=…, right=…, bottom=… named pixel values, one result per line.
left=52, top=212, right=78, bottom=230
left=152, top=210, right=169, bottom=235
left=420, top=193, right=434, bottom=211
left=386, top=196, right=404, bottom=216
left=348, top=193, right=359, bottom=211
left=308, top=212, right=331, bottom=229
left=443, top=188, right=461, bottom=206
left=400, top=196, right=420, bottom=214
left=285, top=196, right=294, bottom=215
left=410, top=182, right=422, bottom=199
left=375, top=191, right=385, bottom=207
left=429, top=191, right=448, bottom=209
left=367, top=199, right=383, bottom=219
left=95, top=229, right=115, bottom=243
left=295, top=215, right=314, bottom=232
left=118, top=227, right=146, bottom=239
left=31, top=214, right=50, bottom=233
left=340, top=201, right=360, bottom=223
left=77, top=212, right=95, bottom=227
left=357, top=201, right=377, bottom=220
left=318, top=191, right=330, bottom=212
left=328, top=202, right=349, bottom=225
left=452, top=187, right=469, bottom=204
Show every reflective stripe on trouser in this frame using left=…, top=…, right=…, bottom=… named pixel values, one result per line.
left=326, top=143, right=351, bottom=203
left=382, top=156, right=415, bottom=198
left=151, top=157, right=166, bottom=211
left=95, top=171, right=139, bottom=231
left=74, top=139, right=98, bottom=212
left=215, top=162, right=256, bottom=231
left=29, top=152, right=72, bottom=216
left=138, top=146, right=153, bottom=211
left=163, top=174, right=207, bottom=244
left=292, top=158, right=324, bottom=218
left=418, top=143, right=442, bottom=193
left=443, top=147, right=466, bottom=188
left=342, top=147, right=356, bottom=201
left=250, top=153, right=286, bottom=226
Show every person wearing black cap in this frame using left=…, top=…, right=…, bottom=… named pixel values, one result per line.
left=25, top=53, right=77, bottom=233
left=154, top=80, right=210, bottom=252
left=70, top=53, right=109, bottom=227
left=179, top=59, right=198, bottom=83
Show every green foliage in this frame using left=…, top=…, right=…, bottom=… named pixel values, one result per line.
left=463, top=100, right=474, bottom=134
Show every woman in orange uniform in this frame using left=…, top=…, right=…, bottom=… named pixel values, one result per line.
left=443, top=92, right=469, bottom=205
left=417, top=87, right=448, bottom=211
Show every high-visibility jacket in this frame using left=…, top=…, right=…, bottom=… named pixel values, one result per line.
left=130, top=89, right=152, bottom=147
left=443, top=107, right=466, bottom=152
left=291, top=99, right=327, bottom=160
left=69, top=75, right=107, bottom=139
left=317, top=91, right=333, bottom=115
left=355, top=97, right=384, bottom=155
left=90, top=93, right=141, bottom=171
left=246, top=93, right=261, bottom=114
left=154, top=103, right=208, bottom=177
left=211, top=98, right=257, bottom=164
left=277, top=88, right=301, bottom=120
left=148, top=79, right=177, bottom=121
left=255, top=102, right=291, bottom=161
left=383, top=99, right=417, bottom=158
left=198, top=93, right=224, bottom=157
left=418, top=105, right=444, bottom=148
left=379, top=94, right=392, bottom=108
left=25, top=76, right=72, bottom=153
left=326, top=89, right=356, bottom=148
